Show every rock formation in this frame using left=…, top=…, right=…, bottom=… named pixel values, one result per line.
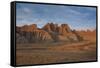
left=16, top=23, right=83, bottom=43
left=19, top=24, right=37, bottom=32
left=42, top=23, right=80, bottom=42
left=42, top=23, right=58, bottom=33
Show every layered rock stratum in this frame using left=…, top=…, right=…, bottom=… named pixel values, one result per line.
left=16, top=23, right=84, bottom=43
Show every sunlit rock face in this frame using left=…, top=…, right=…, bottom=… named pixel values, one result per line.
left=16, top=23, right=83, bottom=43
left=42, top=23, right=80, bottom=42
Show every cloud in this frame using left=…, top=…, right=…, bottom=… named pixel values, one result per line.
left=16, top=3, right=96, bottom=30
left=22, top=7, right=32, bottom=14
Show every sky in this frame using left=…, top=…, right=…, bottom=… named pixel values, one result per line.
left=16, top=3, right=97, bottom=30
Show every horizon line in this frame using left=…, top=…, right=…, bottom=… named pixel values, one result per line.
left=16, top=22, right=96, bottom=31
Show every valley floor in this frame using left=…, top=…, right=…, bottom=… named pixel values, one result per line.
left=16, top=41, right=97, bottom=65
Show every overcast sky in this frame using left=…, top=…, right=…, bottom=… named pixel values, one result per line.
left=16, top=3, right=96, bottom=30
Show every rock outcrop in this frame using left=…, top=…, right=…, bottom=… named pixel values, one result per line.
left=42, top=23, right=80, bottom=42
left=16, top=24, right=53, bottom=43
left=16, top=23, right=83, bottom=43
left=19, top=24, right=37, bottom=32
left=42, top=23, right=58, bottom=33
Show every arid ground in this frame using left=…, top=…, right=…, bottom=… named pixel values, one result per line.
left=16, top=40, right=96, bottom=65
